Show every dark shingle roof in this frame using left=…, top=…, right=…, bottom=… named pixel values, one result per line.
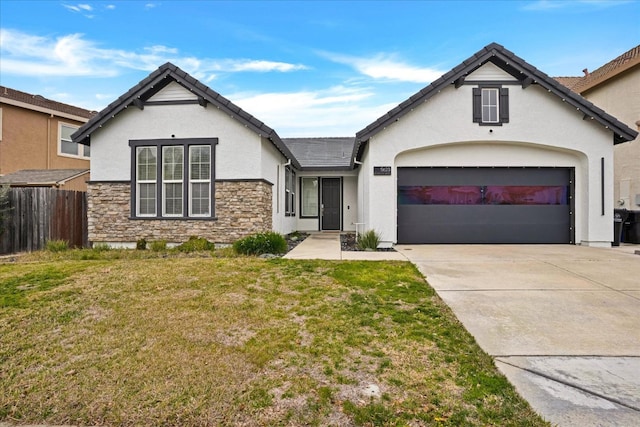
left=71, top=62, right=301, bottom=169
left=354, top=42, right=638, bottom=162
left=282, top=138, right=355, bottom=170
left=0, top=169, right=89, bottom=186
left=0, top=86, right=95, bottom=119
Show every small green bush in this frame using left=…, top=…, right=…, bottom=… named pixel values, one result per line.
left=136, top=238, right=147, bottom=250
left=92, top=243, right=111, bottom=252
left=176, top=236, right=215, bottom=252
left=150, top=240, right=168, bottom=252
left=233, top=232, right=287, bottom=256
left=46, top=239, right=69, bottom=252
left=357, top=229, right=381, bottom=251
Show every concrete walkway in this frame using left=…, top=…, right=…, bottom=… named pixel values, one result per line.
left=283, top=232, right=407, bottom=261
left=397, top=244, right=640, bottom=427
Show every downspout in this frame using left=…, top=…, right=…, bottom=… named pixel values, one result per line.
left=354, top=158, right=365, bottom=235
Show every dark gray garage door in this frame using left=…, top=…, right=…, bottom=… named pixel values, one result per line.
left=397, top=167, right=573, bottom=244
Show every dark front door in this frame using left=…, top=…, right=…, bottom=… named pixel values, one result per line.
left=321, top=178, right=341, bottom=230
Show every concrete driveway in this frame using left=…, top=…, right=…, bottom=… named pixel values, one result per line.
left=396, top=244, right=640, bottom=427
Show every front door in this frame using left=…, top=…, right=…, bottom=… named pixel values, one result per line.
left=321, top=178, right=341, bottom=230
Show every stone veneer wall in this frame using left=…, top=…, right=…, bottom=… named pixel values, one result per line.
left=88, top=181, right=272, bottom=244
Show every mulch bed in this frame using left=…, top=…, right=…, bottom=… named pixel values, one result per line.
left=340, top=233, right=396, bottom=252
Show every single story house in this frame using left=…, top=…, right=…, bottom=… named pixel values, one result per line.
left=72, top=43, right=637, bottom=248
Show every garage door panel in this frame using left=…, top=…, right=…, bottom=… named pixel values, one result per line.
left=397, top=168, right=572, bottom=244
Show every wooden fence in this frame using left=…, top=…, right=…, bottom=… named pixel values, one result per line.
left=0, top=188, right=88, bottom=254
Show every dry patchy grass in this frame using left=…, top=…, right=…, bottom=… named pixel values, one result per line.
left=0, top=253, right=548, bottom=426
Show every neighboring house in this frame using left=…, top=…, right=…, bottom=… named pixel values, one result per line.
left=0, top=169, right=90, bottom=192
left=556, top=45, right=640, bottom=210
left=73, top=43, right=637, bottom=248
left=0, top=86, right=94, bottom=191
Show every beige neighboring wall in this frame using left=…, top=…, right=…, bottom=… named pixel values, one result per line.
left=0, top=86, right=93, bottom=190
left=579, top=50, right=640, bottom=210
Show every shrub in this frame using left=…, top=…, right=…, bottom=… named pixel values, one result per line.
left=150, top=240, right=168, bottom=252
left=357, top=229, right=381, bottom=251
left=46, top=239, right=69, bottom=252
left=233, top=232, right=287, bottom=256
left=176, top=236, right=215, bottom=252
left=136, top=238, right=148, bottom=250
left=92, top=243, right=111, bottom=252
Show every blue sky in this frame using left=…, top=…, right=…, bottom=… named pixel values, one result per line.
left=1, top=0, right=638, bottom=136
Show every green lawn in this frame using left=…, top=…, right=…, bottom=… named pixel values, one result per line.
left=0, top=250, right=548, bottom=426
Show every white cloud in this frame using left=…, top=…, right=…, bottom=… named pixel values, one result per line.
left=230, top=86, right=395, bottom=137
left=0, top=29, right=309, bottom=78
left=145, top=3, right=158, bottom=9
left=226, top=60, right=308, bottom=73
left=321, top=51, right=444, bottom=84
left=106, top=4, right=116, bottom=10
left=63, top=3, right=94, bottom=18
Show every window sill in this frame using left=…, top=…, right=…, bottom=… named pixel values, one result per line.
left=129, top=216, right=218, bottom=221
left=58, top=152, right=90, bottom=160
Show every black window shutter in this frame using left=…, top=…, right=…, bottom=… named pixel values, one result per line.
left=472, top=87, right=481, bottom=123
left=500, top=88, right=509, bottom=123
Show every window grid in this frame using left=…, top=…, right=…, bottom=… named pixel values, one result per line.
left=481, top=88, right=499, bottom=123
left=162, top=146, right=184, bottom=216
left=136, top=147, right=157, bottom=216
left=189, top=146, right=211, bottom=216
left=130, top=138, right=216, bottom=219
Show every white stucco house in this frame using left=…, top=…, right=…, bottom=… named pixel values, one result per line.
left=72, top=43, right=637, bottom=248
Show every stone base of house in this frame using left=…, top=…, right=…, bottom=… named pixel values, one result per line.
left=88, top=180, right=272, bottom=245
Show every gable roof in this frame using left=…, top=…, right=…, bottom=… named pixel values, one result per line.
left=0, top=169, right=89, bottom=187
left=564, top=44, right=640, bottom=94
left=282, top=138, right=355, bottom=170
left=353, top=42, right=638, bottom=163
left=71, top=62, right=301, bottom=169
left=0, top=86, right=95, bottom=121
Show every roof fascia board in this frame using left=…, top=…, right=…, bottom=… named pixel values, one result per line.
left=71, top=69, right=172, bottom=144
left=354, top=43, right=637, bottom=150
left=71, top=63, right=302, bottom=168
left=0, top=97, right=91, bottom=122
left=297, top=165, right=354, bottom=172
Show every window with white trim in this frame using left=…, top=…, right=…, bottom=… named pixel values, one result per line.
left=162, top=146, right=184, bottom=216
left=136, top=146, right=157, bottom=216
left=481, top=88, right=499, bottom=123
left=59, top=123, right=90, bottom=158
left=285, top=166, right=296, bottom=216
left=472, top=86, right=509, bottom=125
left=130, top=138, right=216, bottom=219
left=189, top=146, right=211, bottom=216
